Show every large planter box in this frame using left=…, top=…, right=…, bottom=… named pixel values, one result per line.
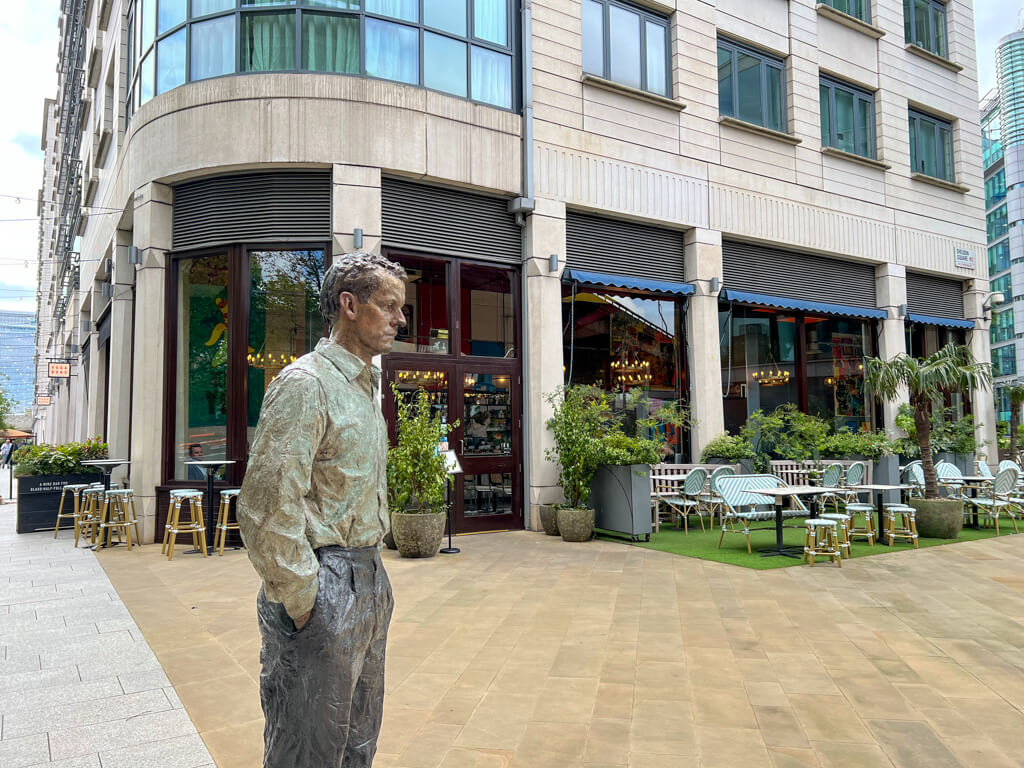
left=591, top=464, right=652, bottom=541
left=871, top=456, right=899, bottom=506
left=16, top=474, right=98, bottom=534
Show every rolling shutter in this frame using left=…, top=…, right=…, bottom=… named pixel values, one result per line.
left=172, top=171, right=332, bottom=250
left=381, top=178, right=521, bottom=264
left=906, top=272, right=964, bottom=319
left=565, top=211, right=685, bottom=281
left=722, top=241, right=876, bottom=309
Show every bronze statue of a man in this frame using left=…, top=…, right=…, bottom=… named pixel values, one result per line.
left=238, top=251, right=407, bottom=768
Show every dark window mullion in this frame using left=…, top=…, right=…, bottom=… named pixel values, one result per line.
left=639, top=11, right=647, bottom=92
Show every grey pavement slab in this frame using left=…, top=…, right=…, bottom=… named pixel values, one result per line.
left=0, top=501, right=214, bottom=766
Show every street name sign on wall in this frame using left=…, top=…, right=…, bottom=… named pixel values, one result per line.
left=954, top=247, right=976, bottom=270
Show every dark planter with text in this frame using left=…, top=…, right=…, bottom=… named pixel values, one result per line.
left=16, top=474, right=98, bottom=534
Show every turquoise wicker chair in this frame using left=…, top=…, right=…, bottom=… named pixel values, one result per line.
left=657, top=467, right=708, bottom=534
left=716, top=474, right=808, bottom=554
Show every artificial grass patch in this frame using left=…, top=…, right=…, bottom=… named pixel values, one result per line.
left=595, top=513, right=1022, bottom=570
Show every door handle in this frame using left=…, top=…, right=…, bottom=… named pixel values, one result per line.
left=459, top=439, right=464, bottom=454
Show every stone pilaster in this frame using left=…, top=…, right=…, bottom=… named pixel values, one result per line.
left=684, top=229, right=724, bottom=456
left=875, top=263, right=908, bottom=433
left=332, top=164, right=382, bottom=261
left=107, top=230, right=136, bottom=466
left=965, top=279, right=998, bottom=461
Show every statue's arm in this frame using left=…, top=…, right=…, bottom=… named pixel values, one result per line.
left=237, top=370, right=327, bottom=622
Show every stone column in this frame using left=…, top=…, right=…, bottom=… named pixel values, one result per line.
left=965, top=279, right=998, bottom=461
left=332, top=164, right=382, bottom=261
left=107, top=230, right=136, bottom=469
left=874, top=263, right=908, bottom=433
left=684, top=228, right=724, bottom=456
left=130, top=182, right=172, bottom=542
left=84, top=297, right=102, bottom=437
left=524, top=198, right=566, bottom=530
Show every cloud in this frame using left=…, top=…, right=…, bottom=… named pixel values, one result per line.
left=974, top=0, right=1022, bottom=97
left=12, top=131, right=40, bottom=156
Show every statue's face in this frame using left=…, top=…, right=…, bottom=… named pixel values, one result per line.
left=349, top=275, right=407, bottom=357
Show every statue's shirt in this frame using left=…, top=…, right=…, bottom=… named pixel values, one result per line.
left=238, top=337, right=388, bottom=620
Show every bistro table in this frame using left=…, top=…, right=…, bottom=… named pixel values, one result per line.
left=184, top=459, right=237, bottom=554
left=958, top=476, right=994, bottom=529
left=753, top=485, right=828, bottom=559
left=81, top=460, right=131, bottom=550
left=851, top=484, right=910, bottom=544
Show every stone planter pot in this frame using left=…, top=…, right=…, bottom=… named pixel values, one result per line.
left=391, top=511, right=445, bottom=558
left=909, top=497, right=963, bottom=539
left=382, top=527, right=397, bottom=550
left=556, top=507, right=594, bottom=542
left=539, top=504, right=560, bottom=536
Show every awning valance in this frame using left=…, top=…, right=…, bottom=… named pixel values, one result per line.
left=906, top=313, right=974, bottom=329
left=563, top=268, right=695, bottom=296
left=721, top=289, right=887, bottom=319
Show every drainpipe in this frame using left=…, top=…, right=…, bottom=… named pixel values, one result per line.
left=508, top=0, right=535, bottom=529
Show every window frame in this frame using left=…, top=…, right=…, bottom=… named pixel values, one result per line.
left=819, top=75, right=876, bottom=159
left=581, top=0, right=672, bottom=98
left=903, top=0, right=948, bottom=58
left=908, top=108, right=955, bottom=182
left=125, top=0, right=520, bottom=120
left=717, top=36, right=787, bottom=134
left=820, top=0, right=871, bottom=23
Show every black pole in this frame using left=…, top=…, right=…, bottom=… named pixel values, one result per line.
left=440, top=502, right=459, bottom=554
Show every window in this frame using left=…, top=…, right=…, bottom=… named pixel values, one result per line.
left=982, top=108, right=1003, bottom=170
left=171, top=246, right=327, bottom=481
left=986, top=169, right=1006, bottom=210
left=581, top=0, right=670, bottom=97
left=819, top=76, right=875, bottom=158
left=992, top=344, right=1016, bottom=377
left=718, top=38, right=786, bottom=134
left=908, top=109, right=954, bottom=182
left=126, top=0, right=516, bottom=118
left=821, top=0, right=870, bottom=22
left=991, top=308, right=1014, bottom=345
left=903, top=0, right=948, bottom=58
left=991, top=273, right=1012, bottom=303
left=990, top=240, right=1011, bottom=274
left=988, top=205, right=1008, bottom=243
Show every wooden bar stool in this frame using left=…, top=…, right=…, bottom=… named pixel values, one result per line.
left=99, top=490, right=139, bottom=549
left=214, top=489, right=241, bottom=556
left=54, top=484, right=91, bottom=545
left=804, top=518, right=841, bottom=567
left=884, top=504, right=919, bottom=547
left=819, top=512, right=852, bottom=559
left=78, top=486, right=107, bottom=547
left=162, top=490, right=206, bottom=560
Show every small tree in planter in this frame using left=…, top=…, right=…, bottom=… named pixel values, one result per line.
left=700, top=433, right=756, bottom=466
left=864, top=345, right=991, bottom=538
left=544, top=385, right=609, bottom=542
left=387, top=385, right=458, bottom=558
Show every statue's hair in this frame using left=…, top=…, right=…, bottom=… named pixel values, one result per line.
left=319, top=252, right=406, bottom=325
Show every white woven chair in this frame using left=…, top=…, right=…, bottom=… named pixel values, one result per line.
left=977, top=467, right=1021, bottom=535
left=716, top=474, right=808, bottom=554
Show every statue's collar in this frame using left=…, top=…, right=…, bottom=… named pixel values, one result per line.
left=315, top=338, right=381, bottom=388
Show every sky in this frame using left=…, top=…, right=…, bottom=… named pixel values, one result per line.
left=0, top=0, right=1014, bottom=315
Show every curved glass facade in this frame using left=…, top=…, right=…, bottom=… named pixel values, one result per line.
left=998, top=32, right=1024, bottom=149
left=126, top=0, right=516, bottom=117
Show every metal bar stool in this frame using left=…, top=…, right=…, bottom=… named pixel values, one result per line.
left=214, top=489, right=241, bottom=556
left=54, top=484, right=91, bottom=545
left=162, top=490, right=206, bottom=560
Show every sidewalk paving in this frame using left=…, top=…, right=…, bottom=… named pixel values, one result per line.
left=0, top=500, right=215, bottom=768
left=6, top=496, right=1024, bottom=767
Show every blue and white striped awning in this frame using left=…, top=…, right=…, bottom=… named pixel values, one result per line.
left=906, top=313, right=974, bottom=329
left=721, top=289, right=887, bottom=320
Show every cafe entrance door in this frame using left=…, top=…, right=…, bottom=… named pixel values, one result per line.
left=382, top=253, right=522, bottom=534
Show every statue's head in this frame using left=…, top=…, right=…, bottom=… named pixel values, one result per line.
left=320, top=251, right=408, bottom=359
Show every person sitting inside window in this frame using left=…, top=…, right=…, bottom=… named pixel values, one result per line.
left=187, top=443, right=206, bottom=481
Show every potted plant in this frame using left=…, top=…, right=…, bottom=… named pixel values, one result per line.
left=13, top=437, right=107, bottom=533
left=590, top=426, right=662, bottom=542
left=544, top=385, right=608, bottom=542
left=700, top=433, right=755, bottom=466
left=387, top=386, right=458, bottom=558
left=819, top=428, right=897, bottom=486
left=1003, top=382, right=1024, bottom=461
left=864, top=345, right=991, bottom=539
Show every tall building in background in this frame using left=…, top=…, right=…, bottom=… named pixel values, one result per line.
left=0, top=310, right=38, bottom=415
left=984, top=20, right=1024, bottom=422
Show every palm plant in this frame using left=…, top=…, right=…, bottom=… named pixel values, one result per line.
left=1006, top=383, right=1024, bottom=461
left=864, top=345, right=991, bottom=499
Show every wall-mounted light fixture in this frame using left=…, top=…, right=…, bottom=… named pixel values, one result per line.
left=983, top=291, right=1006, bottom=311
left=548, top=253, right=558, bottom=273
left=710, top=277, right=720, bottom=294
left=128, top=246, right=141, bottom=264
left=898, top=303, right=907, bottom=318
left=353, top=228, right=363, bottom=249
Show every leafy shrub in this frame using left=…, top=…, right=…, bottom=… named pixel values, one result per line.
left=545, top=385, right=610, bottom=509
left=700, top=433, right=756, bottom=462
left=894, top=404, right=979, bottom=457
left=13, top=437, right=108, bottom=477
left=387, top=386, right=458, bottom=514
left=596, top=430, right=662, bottom=467
left=741, top=405, right=829, bottom=461
left=818, top=428, right=895, bottom=459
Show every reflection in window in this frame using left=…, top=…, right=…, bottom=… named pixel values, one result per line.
left=426, top=0, right=466, bottom=36
left=462, top=263, right=515, bottom=357
left=191, top=15, right=235, bottom=80
left=987, top=206, right=1008, bottom=242
left=563, top=285, right=686, bottom=459
left=302, top=12, right=359, bottom=73
left=718, top=38, right=786, bottom=133
left=804, top=316, right=872, bottom=432
left=581, top=0, right=670, bottom=97
left=158, top=0, right=187, bottom=33
left=247, top=250, right=327, bottom=445
left=471, top=45, right=512, bottom=108
left=465, top=473, right=513, bottom=516
left=463, top=372, right=512, bottom=456
left=909, top=108, right=954, bottom=182
left=425, top=32, right=468, bottom=97
left=903, top=0, right=948, bottom=58
left=156, top=28, right=187, bottom=95
left=366, top=0, right=418, bottom=22
left=391, top=370, right=450, bottom=448
left=391, top=255, right=450, bottom=355
left=474, top=0, right=507, bottom=46
left=985, top=169, right=1006, bottom=210
left=820, top=76, right=875, bottom=159
left=174, top=254, right=230, bottom=480
left=365, top=18, right=418, bottom=84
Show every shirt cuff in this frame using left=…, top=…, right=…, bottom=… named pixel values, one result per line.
left=282, top=575, right=319, bottom=621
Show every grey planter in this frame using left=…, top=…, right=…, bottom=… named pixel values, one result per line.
left=871, top=456, right=899, bottom=506
left=591, top=464, right=652, bottom=542
left=391, top=511, right=445, bottom=558
left=16, top=474, right=99, bottom=534
left=539, top=504, right=560, bottom=536
left=557, top=507, right=595, bottom=542
left=910, top=498, right=963, bottom=539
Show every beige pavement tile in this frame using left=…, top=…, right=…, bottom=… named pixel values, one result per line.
left=745, top=681, right=791, bottom=707
left=944, top=737, right=1019, bottom=768
left=692, top=685, right=758, bottom=729
left=629, top=699, right=696, bottom=756
left=811, top=741, right=895, bottom=767
left=626, top=754, right=699, bottom=768
left=582, top=717, right=630, bottom=764
left=696, top=725, right=770, bottom=764
left=455, top=692, right=536, bottom=750
left=437, top=747, right=514, bottom=768
left=199, top=718, right=265, bottom=768
left=787, top=694, right=874, bottom=744
left=594, top=682, right=633, bottom=720
left=754, top=706, right=810, bottom=748
left=767, top=746, right=821, bottom=767
left=172, top=672, right=263, bottom=732
left=532, top=677, right=599, bottom=723
left=393, top=722, right=462, bottom=768
left=866, top=720, right=962, bottom=768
